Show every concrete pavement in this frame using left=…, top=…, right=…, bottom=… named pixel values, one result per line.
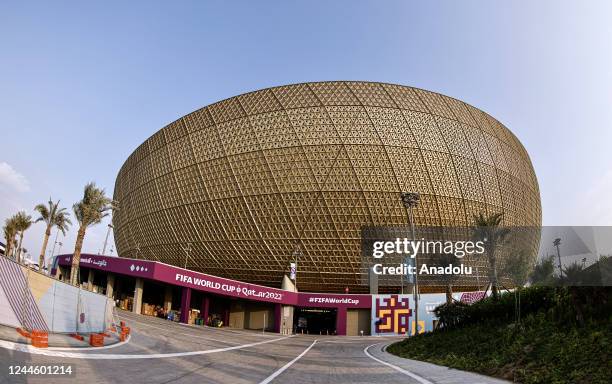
left=0, top=309, right=510, bottom=384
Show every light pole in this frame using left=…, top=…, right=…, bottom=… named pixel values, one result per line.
left=183, top=243, right=192, bottom=269
left=553, top=238, right=562, bottom=278
left=48, top=229, right=60, bottom=267
left=292, top=246, right=301, bottom=291
left=49, top=229, right=60, bottom=256
left=102, top=224, right=114, bottom=255
left=401, top=192, right=420, bottom=336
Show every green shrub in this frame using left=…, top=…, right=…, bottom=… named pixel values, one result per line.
left=434, top=286, right=610, bottom=329
left=388, top=287, right=612, bottom=383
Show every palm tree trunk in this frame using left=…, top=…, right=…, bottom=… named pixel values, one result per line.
left=70, top=226, right=86, bottom=286
left=39, top=226, right=51, bottom=271
left=16, top=231, right=25, bottom=264
left=518, top=288, right=521, bottom=324
left=4, top=238, right=12, bottom=260
left=489, top=254, right=499, bottom=300
left=445, top=283, right=453, bottom=304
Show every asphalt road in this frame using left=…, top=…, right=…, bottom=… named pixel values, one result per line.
left=0, top=310, right=508, bottom=384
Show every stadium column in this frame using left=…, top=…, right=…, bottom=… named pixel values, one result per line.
left=164, top=285, right=173, bottom=312
left=223, top=308, right=229, bottom=327
left=106, top=274, right=115, bottom=299
left=273, top=303, right=281, bottom=333
left=336, top=307, right=347, bottom=336
left=133, top=278, right=143, bottom=314
left=179, top=287, right=192, bottom=323
left=87, top=269, right=95, bottom=291
left=201, top=296, right=209, bottom=325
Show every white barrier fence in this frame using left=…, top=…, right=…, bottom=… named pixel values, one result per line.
left=0, top=256, right=113, bottom=333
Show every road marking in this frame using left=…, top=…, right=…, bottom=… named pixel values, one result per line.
left=364, top=343, right=434, bottom=384
left=119, top=315, right=245, bottom=345
left=258, top=339, right=318, bottom=384
left=0, top=335, right=293, bottom=360
left=48, top=335, right=131, bottom=351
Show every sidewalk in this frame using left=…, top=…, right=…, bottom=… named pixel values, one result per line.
left=370, top=342, right=511, bottom=384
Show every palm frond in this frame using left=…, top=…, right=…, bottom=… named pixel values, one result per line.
left=73, top=182, right=112, bottom=228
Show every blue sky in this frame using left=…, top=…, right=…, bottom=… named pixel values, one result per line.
left=1, top=1, right=611, bottom=263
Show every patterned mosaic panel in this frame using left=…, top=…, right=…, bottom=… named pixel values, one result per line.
left=372, top=294, right=412, bottom=335
left=113, top=81, right=542, bottom=293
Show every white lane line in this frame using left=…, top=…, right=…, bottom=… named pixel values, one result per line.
left=258, top=339, right=317, bottom=384
left=0, top=335, right=293, bottom=360
left=48, top=335, right=131, bottom=351
left=364, top=343, right=434, bottom=384
left=120, top=315, right=245, bottom=345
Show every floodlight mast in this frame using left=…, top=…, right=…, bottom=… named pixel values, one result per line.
left=183, top=243, right=192, bottom=269
left=401, top=192, right=420, bottom=336
left=292, top=246, right=302, bottom=291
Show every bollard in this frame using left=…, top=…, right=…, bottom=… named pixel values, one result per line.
left=31, top=330, right=48, bottom=348
left=89, top=333, right=105, bottom=347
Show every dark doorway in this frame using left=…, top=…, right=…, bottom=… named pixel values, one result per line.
left=294, top=307, right=337, bottom=335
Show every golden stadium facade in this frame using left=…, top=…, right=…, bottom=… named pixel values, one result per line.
left=112, top=81, right=541, bottom=293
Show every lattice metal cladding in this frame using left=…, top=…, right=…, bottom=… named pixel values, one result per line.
left=113, top=81, right=541, bottom=293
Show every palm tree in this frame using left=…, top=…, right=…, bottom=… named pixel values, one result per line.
left=503, top=248, right=531, bottom=324
left=530, top=255, right=556, bottom=286
left=13, top=211, right=33, bottom=264
left=3, top=216, right=18, bottom=259
left=472, top=212, right=509, bottom=300
left=430, top=252, right=459, bottom=304
left=562, top=262, right=587, bottom=326
left=34, top=199, right=72, bottom=271
left=70, top=182, right=113, bottom=286
left=563, top=262, right=586, bottom=286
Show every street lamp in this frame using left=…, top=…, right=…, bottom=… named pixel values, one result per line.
left=102, top=224, right=114, bottom=255
left=49, top=229, right=61, bottom=264
left=183, top=243, right=192, bottom=269
left=292, top=246, right=302, bottom=291
left=553, top=238, right=562, bottom=278
left=400, top=192, right=420, bottom=336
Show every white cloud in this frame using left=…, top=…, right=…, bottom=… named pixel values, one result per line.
left=0, top=162, right=30, bottom=192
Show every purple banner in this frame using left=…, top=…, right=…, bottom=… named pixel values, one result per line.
left=57, top=254, right=373, bottom=309
left=153, top=263, right=298, bottom=304
left=298, top=293, right=372, bottom=308
left=58, top=254, right=155, bottom=279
